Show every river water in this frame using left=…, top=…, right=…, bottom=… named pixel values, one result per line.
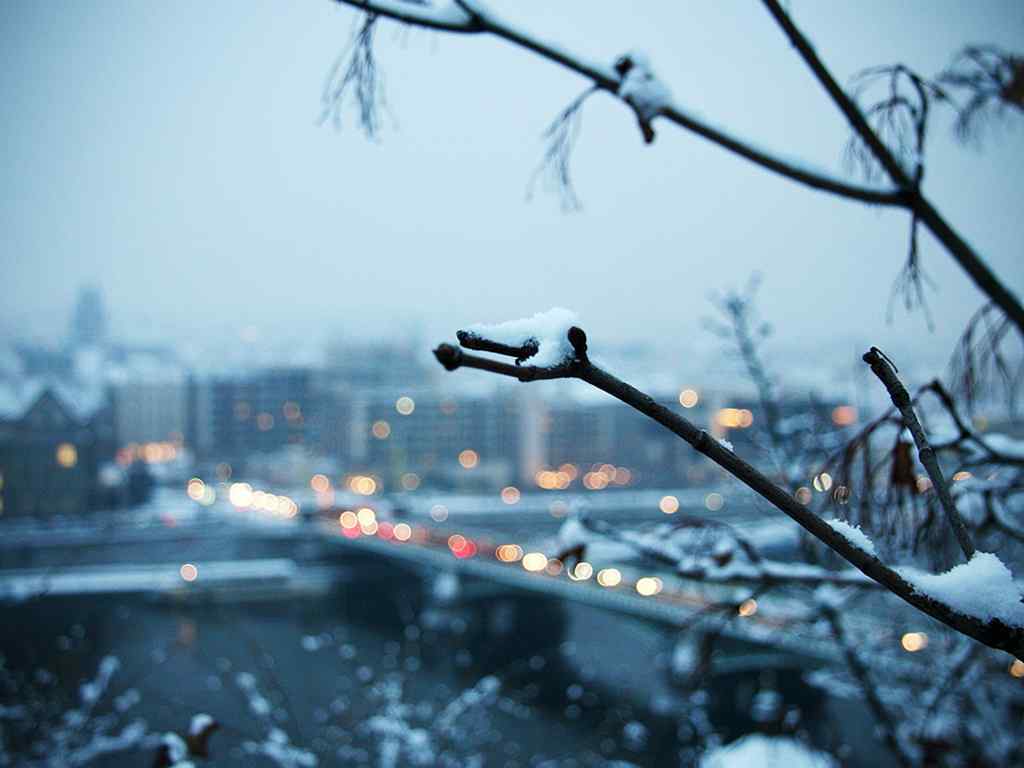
left=0, top=565, right=884, bottom=767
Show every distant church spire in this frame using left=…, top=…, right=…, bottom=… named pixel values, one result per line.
left=69, top=285, right=108, bottom=348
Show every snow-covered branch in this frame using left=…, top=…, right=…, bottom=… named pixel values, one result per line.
left=336, top=0, right=480, bottom=33
left=330, top=0, right=906, bottom=206
left=433, top=315, right=1024, bottom=657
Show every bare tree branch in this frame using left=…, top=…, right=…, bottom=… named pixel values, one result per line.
left=321, top=13, right=387, bottom=138
left=817, top=598, right=915, bottom=767
left=434, top=325, right=1024, bottom=657
left=326, top=0, right=1024, bottom=335
left=330, top=0, right=907, bottom=206
left=863, top=347, right=976, bottom=560
left=527, top=86, right=596, bottom=212
left=939, top=45, right=1024, bottom=142
left=948, top=303, right=1023, bottom=416
left=760, top=0, right=1024, bottom=337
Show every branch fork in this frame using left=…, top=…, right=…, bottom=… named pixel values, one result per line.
left=434, top=325, right=1024, bottom=657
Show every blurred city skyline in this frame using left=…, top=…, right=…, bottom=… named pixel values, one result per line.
left=2, top=1, right=1022, bottom=378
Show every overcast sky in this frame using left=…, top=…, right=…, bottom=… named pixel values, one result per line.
left=1, top=1, right=1021, bottom=380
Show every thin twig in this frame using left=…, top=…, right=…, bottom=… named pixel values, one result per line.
left=332, top=0, right=906, bottom=206
left=863, top=347, right=976, bottom=560
left=818, top=600, right=914, bottom=767
left=760, top=0, right=1024, bottom=336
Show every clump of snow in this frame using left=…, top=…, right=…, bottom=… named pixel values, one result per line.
left=717, top=437, right=734, bottom=451
left=114, top=688, right=140, bottom=712
left=243, top=727, right=317, bottom=767
left=462, top=308, right=579, bottom=367
left=622, top=720, right=649, bottom=751
left=236, top=672, right=256, bottom=690
left=162, top=732, right=188, bottom=764
left=79, top=655, right=120, bottom=705
left=435, top=676, right=500, bottom=735
left=701, top=734, right=837, bottom=767
left=711, top=538, right=734, bottom=559
left=825, top=519, right=877, bottom=557
left=556, top=517, right=593, bottom=550
left=751, top=689, right=782, bottom=723
left=189, top=713, right=214, bottom=736
left=897, top=552, right=1024, bottom=627
left=617, top=51, right=673, bottom=123
left=672, top=640, right=699, bottom=677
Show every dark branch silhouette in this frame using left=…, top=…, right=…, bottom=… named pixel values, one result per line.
left=321, top=13, right=386, bottom=138
left=434, top=324, right=1024, bottom=657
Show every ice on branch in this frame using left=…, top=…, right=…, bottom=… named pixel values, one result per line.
left=824, top=519, right=877, bottom=557
left=615, top=51, right=673, bottom=143
left=462, top=307, right=579, bottom=367
left=898, top=552, right=1024, bottom=627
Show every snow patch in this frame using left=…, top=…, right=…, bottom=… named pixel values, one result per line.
left=189, top=713, right=214, bottom=736
left=617, top=51, right=672, bottom=123
left=162, top=732, right=188, bottom=763
left=701, top=733, right=837, bottom=767
left=825, top=519, right=877, bottom=557
left=462, top=308, right=578, bottom=367
left=556, top=517, right=593, bottom=550
left=897, top=552, right=1024, bottom=627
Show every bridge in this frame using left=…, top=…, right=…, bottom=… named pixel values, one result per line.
left=0, top=503, right=847, bottom=675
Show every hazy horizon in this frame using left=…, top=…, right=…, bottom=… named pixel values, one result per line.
left=2, top=1, right=1022, bottom=380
